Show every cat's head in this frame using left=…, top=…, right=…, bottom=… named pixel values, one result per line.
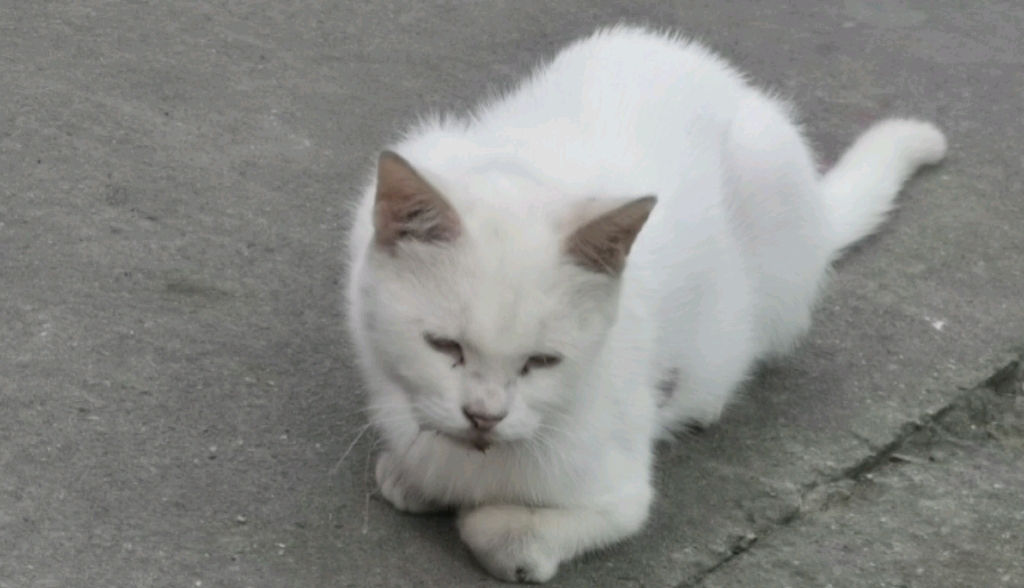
left=357, top=151, right=654, bottom=451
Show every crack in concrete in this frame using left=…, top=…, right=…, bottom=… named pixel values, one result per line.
left=676, top=354, right=1024, bottom=588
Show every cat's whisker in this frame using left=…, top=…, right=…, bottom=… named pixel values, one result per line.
left=532, top=430, right=570, bottom=469
left=328, top=422, right=373, bottom=476
left=331, top=414, right=402, bottom=450
left=353, top=403, right=404, bottom=419
left=536, top=422, right=582, bottom=447
left=361, top=427, right=380, bottom=534
left=330, top=414, right=422, bottom=468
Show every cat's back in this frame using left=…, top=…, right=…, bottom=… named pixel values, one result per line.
left=400, top=26, right=751, bottom=189
left=485, top=25, right=744, bottom=126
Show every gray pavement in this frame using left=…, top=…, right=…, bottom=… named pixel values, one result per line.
left=1, top=1, right=1021, bottom=587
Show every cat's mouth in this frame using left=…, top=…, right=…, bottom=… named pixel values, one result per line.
left=437, top=431, right=493, bottom=453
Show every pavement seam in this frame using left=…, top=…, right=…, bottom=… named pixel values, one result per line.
left=675, top=354, right=1024, bottom=588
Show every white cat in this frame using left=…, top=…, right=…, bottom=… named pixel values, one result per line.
left=344, top=25, right=946, bottom=583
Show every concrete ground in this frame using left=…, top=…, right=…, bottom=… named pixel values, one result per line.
left=1, top=1, right=1022, bottom=587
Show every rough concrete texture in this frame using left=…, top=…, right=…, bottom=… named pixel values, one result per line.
left=0, top=1, right=1021, bottom=587
left=702, top=362, right=1024, bottom=588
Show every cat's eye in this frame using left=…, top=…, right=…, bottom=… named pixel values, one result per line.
left=520, top=354, right=562, bottom=376
left=424, top=334, right=464, bottom=366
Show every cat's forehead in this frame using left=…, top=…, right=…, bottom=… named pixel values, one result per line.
left=410, top=167, right=583, bottom=351
left=459, top=227, right=566, bottom=351
left=450, top=171, right=567, bottom=272
left=450, top=222, right=577, bottom=354
left=445, top=161, right=564, bottom=209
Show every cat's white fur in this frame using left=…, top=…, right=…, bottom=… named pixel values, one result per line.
left=345, top=25, right=946, bottom=582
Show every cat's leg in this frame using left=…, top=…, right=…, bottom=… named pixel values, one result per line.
left=365, top=378, right=449, bottom=513
left=375, top=451, right=447, bottom=513
left=657, top=256, right=758, bottom=432
left=723, top=93, right=833, bottom=359
left=457, top=485, right=653, bottom=583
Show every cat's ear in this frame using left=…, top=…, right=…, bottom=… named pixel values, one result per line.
left=564, top=195, right=657, bottom=276
left=373, top=151, right=461, bottom=251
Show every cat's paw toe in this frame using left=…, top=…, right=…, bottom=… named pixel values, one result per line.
left=374, top=451, right=443, bottom=513
left=458, top=505, right=559, bottom=583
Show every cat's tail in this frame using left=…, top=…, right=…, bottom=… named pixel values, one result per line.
left=820, top=118, right=947, bottom=253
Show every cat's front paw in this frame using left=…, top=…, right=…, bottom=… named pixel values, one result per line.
left=374, top=451, right=444, bottom=513
left=458, top=504, right=559, bottom=583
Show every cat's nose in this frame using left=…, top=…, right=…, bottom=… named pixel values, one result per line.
left=462, top=406, right=506, bottom=431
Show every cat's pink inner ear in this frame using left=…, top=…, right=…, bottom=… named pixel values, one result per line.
left=373, top=151, right=461, bottom=251
left=565, top=195, right=657, bottom=275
